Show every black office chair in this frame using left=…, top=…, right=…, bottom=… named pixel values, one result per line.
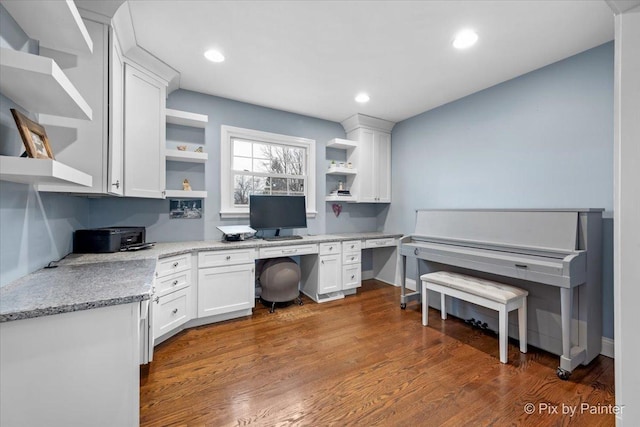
left=258, top=257, right=302, bottom=313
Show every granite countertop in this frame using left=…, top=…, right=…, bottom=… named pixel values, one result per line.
left=0, top=259, right=156, bottom=322
left=0, top=232, right=403, bottom=322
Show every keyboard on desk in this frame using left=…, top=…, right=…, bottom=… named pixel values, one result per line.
left=262, top=235, right=304, bottom=242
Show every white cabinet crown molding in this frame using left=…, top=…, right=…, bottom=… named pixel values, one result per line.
left=340, top=113, right=395, bottom=134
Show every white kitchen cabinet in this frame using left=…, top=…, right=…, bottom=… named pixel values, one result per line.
left=123, top=63, right=166, bottom=198
left=153, top=286, right=192, bottom=339
left=341, top=114, right=394, bottom=203
left=301, top=243, right=343, bottom=302
left=37, top=19, right=122, bottom=195
left=342, top=240, right=362, bottom=290
left=198, top=263, right=255, bottom=318
left=347, top=127, right=391, bottom=203
left=153, top=254, right=193, bottom=343
left=0, top=304, right=140, bottom=427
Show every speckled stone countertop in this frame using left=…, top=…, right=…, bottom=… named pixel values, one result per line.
left=0, top=259, right=156, bottom=322
left=0, top=232, right=402, bottom=322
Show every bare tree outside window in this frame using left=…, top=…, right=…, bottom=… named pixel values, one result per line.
left=232, top=139, right=306, bottom=205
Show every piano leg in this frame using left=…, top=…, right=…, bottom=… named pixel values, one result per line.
left=558, top=287, right=587, bottom=380
left=399, top=254, right=422, bottom=309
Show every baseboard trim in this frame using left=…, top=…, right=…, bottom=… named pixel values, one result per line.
left=601, top=337, right=614, bottom=358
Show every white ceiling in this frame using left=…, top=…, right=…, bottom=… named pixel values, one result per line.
left=118, top=1, right=614, bottom=124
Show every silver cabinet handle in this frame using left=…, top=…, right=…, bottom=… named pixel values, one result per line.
left=172, top=308, right=178, bottom=314
left=414, top=248, right=419, bottom=256
left=172, top=262, right=179, bottom=267
left=329, top=246, right=333, bottom=251
left=172, top=280, right=178, bottom=286
left=112, top=180, right=120, bottom=189
left=154, top=296, right=159, bottom=303
left=321, top=260, right=324, bottom=264
left=282, top=249, right=297, bottom=254
left=226, top=255, right=231, bottom=260
left=351, top=275, right=355, bottom=280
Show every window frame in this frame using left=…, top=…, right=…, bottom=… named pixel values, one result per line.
left=220, top=125, right=316, bottom=219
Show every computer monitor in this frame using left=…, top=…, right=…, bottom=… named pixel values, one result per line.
left=249, top=195, right=307, bottom=236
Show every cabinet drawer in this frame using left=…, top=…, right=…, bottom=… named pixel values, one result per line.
left=364, top=238, right=397, bottom=248
left=156, top=253, right=191, bottom=277
left=153, top=287, right=191, bottom=339
left=342, top=251, right=361, bottom=265
left=155, top=269, right=191, bottom=297
left=343, top=264, right=362, bottom=290
left=259, top=244, right=318, bottom=259
left=198, top=249, right=255, bottom=268
left=319, top=242, right=341, bottom=256
left=342, top=240, right=362, bottom=253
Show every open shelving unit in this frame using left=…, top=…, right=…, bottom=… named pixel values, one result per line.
left=0, top=48, right=92, bottom=120
left=0, top=156, right=92, bottom=187
left=1, top=0, right=93, bottom=55
left=166, top=109, right=208, bottom=128
left=0, top=0, right=95, bottom=188
left=165, top=108, right=209, bottom=198
left=325, top=138, right=357, bottom=202
left=165, top=149, right=208, bottom=163
left=164, top=190, right=208, bottom=199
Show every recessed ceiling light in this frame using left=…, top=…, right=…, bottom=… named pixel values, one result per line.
left=355, top=93, right=370, bottom=103
left=204, top=49, right=225, bottom=63
left=452, top=29, right=478, bottom=49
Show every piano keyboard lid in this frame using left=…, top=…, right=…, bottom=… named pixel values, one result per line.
left=411, top=209, right=582, bottom=254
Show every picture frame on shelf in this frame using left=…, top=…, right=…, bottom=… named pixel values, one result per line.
left=10, top=109, right=55, bottom=160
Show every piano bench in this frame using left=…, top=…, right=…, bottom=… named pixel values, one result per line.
left=420, top=271, right=528, bottom=364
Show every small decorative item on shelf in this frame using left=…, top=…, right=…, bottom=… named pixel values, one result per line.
left=182, top=178, right=192, bottom=191
left=329, top=160, right=336, bottom=170
left=339, top=162, right=345, bottom=168
left=194, top=146, right=203, bottom=153
left=332, top=203, right=342, bottom=217
left=338, top=181, right=344, bottom=191
left=347, top=162, right=353, bottom=169
left=11, top=109, right=55, bottom=159
left=177, top=145, right=187, bottom=151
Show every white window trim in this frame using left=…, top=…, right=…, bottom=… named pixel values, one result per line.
left=220, top=125, right=316, bottom=219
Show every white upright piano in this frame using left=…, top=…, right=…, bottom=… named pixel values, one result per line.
left=399, top=209, right=603, bottom=379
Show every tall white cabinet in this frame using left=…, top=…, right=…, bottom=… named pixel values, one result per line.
left=123, top=64, right=167, bottom=198
left=35, top=19, right=123, bottom=194
left=341, top=114, right=394, bottom=203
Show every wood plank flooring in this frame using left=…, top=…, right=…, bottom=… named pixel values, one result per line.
left=140, top=280, right=615, bottom=426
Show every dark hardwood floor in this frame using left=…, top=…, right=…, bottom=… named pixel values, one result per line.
left=140, top=280, right=615, bottom=426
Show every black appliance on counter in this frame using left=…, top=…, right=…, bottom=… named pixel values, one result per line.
left=73, top=227, right=152, bottom=253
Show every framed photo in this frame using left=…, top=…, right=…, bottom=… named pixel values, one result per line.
left=170, top=199, right=203, bottom=219
left=10, top=108, right=55, bottom=160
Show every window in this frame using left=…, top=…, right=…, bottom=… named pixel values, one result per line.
left=220, top=126, right=316, bottom=218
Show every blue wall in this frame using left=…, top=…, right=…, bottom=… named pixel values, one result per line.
left=88, top=91, right=383, bottom=242
left=385, top=43, right=614, bottom=338
left=0, top=5, right=90, bottom=287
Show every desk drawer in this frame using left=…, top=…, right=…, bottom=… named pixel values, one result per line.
left=343, top=251, right=361, bottom=265
left=259, top=244, right=318, bottom=259
left=155, top=269, right=191, bottom=297
left=343, top=264, right=362, bottom=290
left=342, top=240, right=362, bottom=253
left=156, top=253, right=192, bottom=277
left=364, top=238, right=397, bottom=249
left=198, top=249, right=255, bottom=268
left=319, top=242, right=341, bottom=256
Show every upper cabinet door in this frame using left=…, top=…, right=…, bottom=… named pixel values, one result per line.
left=123, top=64, right=166, bottom=199
left=374, top=131, right=391, bottom=203
left=107, top=29, right=124, bottom=196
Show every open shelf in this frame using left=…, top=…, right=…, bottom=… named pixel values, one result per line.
left=0, top=156, right=92, bottom=187
left=165, top=149, right=208, bottom=163
left=1, top=0, right=93, bottom=55
left=0, top=48, right=92, bottom=120
left=166, top=109, right=208, bottom=128
left=325, top=195, right=356, bottom=202
left=164, top=190, right=208, bottom=199
left=326, top=167, right=357, bottom=175
left=327, top=138, right=357, bottom=150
